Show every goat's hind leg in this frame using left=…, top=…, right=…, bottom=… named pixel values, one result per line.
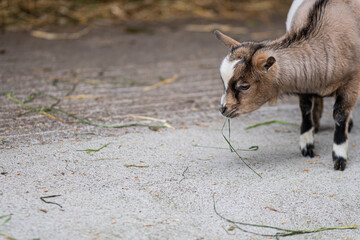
left=299, top=94, right=315, bottom=157
left=312, top=96, right=323, bottom=133
left=311, top=96, right=353, bottom=134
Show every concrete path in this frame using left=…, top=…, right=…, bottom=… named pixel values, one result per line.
left=1, top=16, right=359, bottom=240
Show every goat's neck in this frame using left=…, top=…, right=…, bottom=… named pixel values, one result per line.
left=271, top=41, right=328, bottom=95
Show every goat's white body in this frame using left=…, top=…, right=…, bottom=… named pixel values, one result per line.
left=286, top=0, right=305, bottom=32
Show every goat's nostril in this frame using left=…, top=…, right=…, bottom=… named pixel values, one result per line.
left=220, top=106, right=227, bottom=114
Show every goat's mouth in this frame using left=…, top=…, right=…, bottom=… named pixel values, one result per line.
left=227, top=111, right=240, bottom=118
left=223, top=108, right=240, bottom=118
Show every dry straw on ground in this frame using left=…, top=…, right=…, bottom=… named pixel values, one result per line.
left=1, top=0, right=290, bottom=30
left=213, top=194, right=358, bottom=239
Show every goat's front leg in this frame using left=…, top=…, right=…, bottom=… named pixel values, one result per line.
left=299, top=94, right=315, bottom=157
left=332, top=94, right=353, bottom=171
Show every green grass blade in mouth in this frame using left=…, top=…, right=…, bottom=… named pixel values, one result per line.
left=221, top=119, right=262, bottom=178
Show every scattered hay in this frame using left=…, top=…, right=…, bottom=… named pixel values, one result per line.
left=185, top=23, right=247, bottom=34
left=213, top=194, right=358, bottom=238
left=2, top=0, right=291, bottom=31
left=40, top=195, right=62, bottom=208
left=124, top=164, right=149, bottom=168
left=63, top=95, right=106, bottom=99
left=84, top=78, right=146, bottom=86
left=129, top=115, right=175, bottom=129
left=6, top=92, right=63, bottom=122
left=30, top=27, right=90, bottom=40
left=245, top=120, right=298, bottom=130
left=193, top=144, right=258, bottom=152
left=5, top=91, right=170, bottom=130
left=143, top=75, right=178, bottom=92
left=0, top=214, right=15, bottom=240
left=77, top=143, right=110, bottom=154
left=179, top=166, right=189, bottom=183
left=0, top=215, right=11, bottom=226
left=264, top=206, right=287, bottom=213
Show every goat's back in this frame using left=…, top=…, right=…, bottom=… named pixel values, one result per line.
left=289, top=0, right=360, bottom=33
left=288, top=0, right=360, bottom=77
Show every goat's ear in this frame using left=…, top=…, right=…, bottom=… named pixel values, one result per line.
left=255, top=54, right=276, bottom=71
left=214, top=30, right=240, bottom=51
left=264, top=56, right=276, bottom=70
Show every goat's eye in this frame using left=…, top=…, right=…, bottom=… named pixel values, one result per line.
left=239, top=85, right=250, bottom=91
left=233, top=82, right=250, bottom=92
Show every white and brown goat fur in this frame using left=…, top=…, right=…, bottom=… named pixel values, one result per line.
left=215, top=0, right=360, bottom=170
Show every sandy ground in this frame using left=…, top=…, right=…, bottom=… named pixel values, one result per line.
left=1, top=13, right=360, bottom=240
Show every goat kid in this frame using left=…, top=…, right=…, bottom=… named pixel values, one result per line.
left=215, top=0, right=360, bottom=170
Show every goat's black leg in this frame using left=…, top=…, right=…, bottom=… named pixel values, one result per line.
left=312, top=96, right=323, bottom=133
left=332, top=95, right=352, bottom=171
left=299, top=94, right=315, bottom=157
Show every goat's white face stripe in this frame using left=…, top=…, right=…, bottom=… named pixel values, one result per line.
left=220, top=93, right=226, bottom=106
left=220, top=55, right=239, bottom=106
left=220, top=56, right=239, bottom=89
left=333, top=141, right=348, bottom=159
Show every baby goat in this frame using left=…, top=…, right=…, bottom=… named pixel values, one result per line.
left=215, top=0, right=360, bottom=170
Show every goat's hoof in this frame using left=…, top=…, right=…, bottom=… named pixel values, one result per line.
left=301, top=144, right=315, bottom=158
left=333, top=156, right=347, bottom=171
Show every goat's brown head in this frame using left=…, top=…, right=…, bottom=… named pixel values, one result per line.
left=215, top=30, right=279, bottom=118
